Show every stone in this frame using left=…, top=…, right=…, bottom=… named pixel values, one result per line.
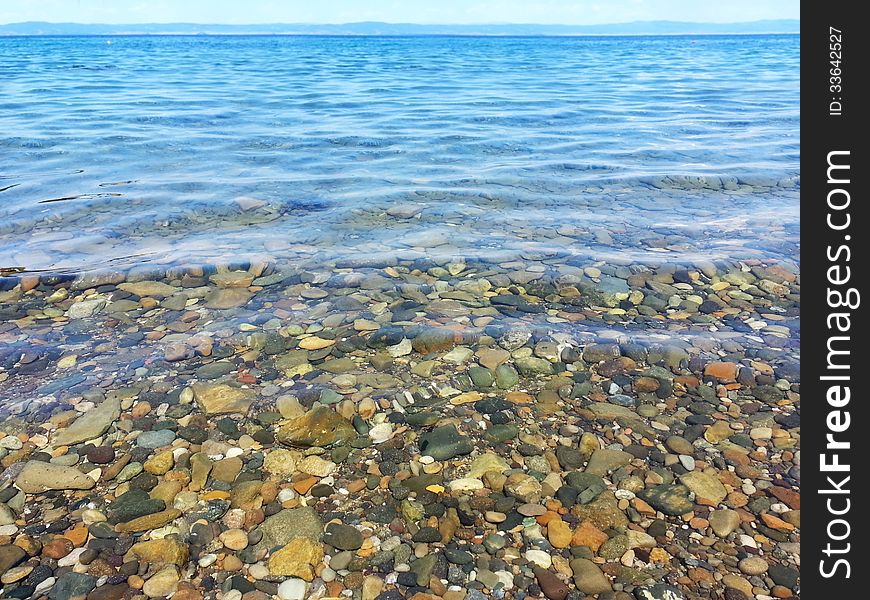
left=571, top=521, right=609, bottom=551
left=131, top=539, right=190, bottom=566
left=276, top=395, right=305, bottom=419
left=584, top=449, right=633, bottom=476
left=572, top=492, right=629, bottom=529
left=136, top=429, right=176, bottom=449
left=118, top=281, right=177, bottom=297
left=277, top=406, right=356, bottom=447
left=143, top=451, right=174, bottom=475
left=665, top=436, right=694, bottom=456
left=210, top=271, right=254, bottom=288
left=738, top=556, right=769, bottom=576
left=212, top=457, right=243, bottom=482
left=533, top=566, right=570, bottom=600
left=680, top=471, right=727, bottom=505
left=709, top=509, right=741, bottom=537
left=409, top=554, right=437, bottom=586
left=192, top=383, right=255, bottom=415
left=570, top=558, right=612, bottom=594
left=477, top=348, right=511, bottom=370
left=634, top=584, right=688, bottom=600
left=205, top=288, right=252, bottom=309
left=494, top=364, right=520, bottom=388
left=257, top=507, right=324, bottom=551
left=263, top=448, right=300, bottom=478
left=108, top=489, right=165, bottom=524
left=53, top=398, right=120, bottom=446
left=418, top=425, right=474, bottom=460
left=277, top=578, right=308, bottom=600
left=323, top=523, right=363, bottom=550
left=639, top=485, right=693, bottom=516
left=504, top=472, right=543, bottom=503
left=704, top=362, right=739, bottom=381
left=267, top=537, right=324, bottom=580
left=705, top=421, right=734, bottom=444
left=15, top=461, right=96, bottom=493
left=49, top=572, right=97, bottom=600
left=298, top=455, right=336, bottom=477
left=142, top=565, right=180, bottom=598
left=68, top=298, right=106, bottom=319
left=547, top=518, right=572, bottom=549
left=468, top=453, right=510, bottom=478
left=0, top=545, right=25, bottom=574
left=115, top=508, right=182, bottom=533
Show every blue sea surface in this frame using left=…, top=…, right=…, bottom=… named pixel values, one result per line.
left=0, top=34, right=799, bottom=274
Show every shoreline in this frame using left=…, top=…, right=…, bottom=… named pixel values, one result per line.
left=0, top=252, right=800, bottom=600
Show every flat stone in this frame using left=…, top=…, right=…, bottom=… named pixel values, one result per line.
left=323, top=523, right=363, bottom=551
left=705, top=421, right=734, bottom=444
left=634, top=584, right=688, bottom=600
left=639, top=484, right=693, bottom=516
left=15, top=461, right=96, bottom=493
left=205, top=288, right=252, bottom=309
left=115, top=508, right=182, bottom=533
left=418, top=425, right=474, bottom=460
left=704, top=362, right=739, bottom=381
left=136, top=429, right=176, bottom=449
left=118, top=281, right=178, bottom=298
left=277, top=579, right=308, bottom=600
left=267, top=537, right=324, bottom=580
left=570, top=558, right=612, bottom=594
left=192, top=383, right=255, bottom=415
left=504, top=472, right=543, bottom=503
left=468, top=453, right=510, bottom=479
left=210, top=271, right=254, bottom=288
left=585, top=449, right=633, bottom=476
left=131, top=539, right=190, bottom=566
left=709, top=509, right=741, bottom=537
left=0, top=545, right=26, bottom=575
left=53, top=397, right=121, bottom=447
left=738, top=556, right=769, bottom=576
left=277, top=406, right=356, bottom=448
left=680, top=471, right=727, bottom=505
left=49, top=572, right=97, bottom=600
left=142, top=565, right=180, bottom=598
left=257, top=507, right=324, bottom=552
left=665, top=435, right=694, bottom=456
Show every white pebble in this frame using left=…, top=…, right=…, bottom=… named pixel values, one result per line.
left=277, top=578, right=308, bottom=600
left=524, top=550, right=552, bottom=569
left=198, top=554, right=218, bottom=568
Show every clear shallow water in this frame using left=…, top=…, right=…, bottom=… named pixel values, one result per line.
left=0, top=34, right=799, bottom=275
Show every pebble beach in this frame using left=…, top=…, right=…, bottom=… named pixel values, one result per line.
left=0, top=35, right=800, bottom=600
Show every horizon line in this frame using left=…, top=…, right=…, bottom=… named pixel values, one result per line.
left=0, top=18, right=800, bottom=27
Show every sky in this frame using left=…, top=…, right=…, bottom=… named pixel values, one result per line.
left=0, top=0, right=799, bottom=25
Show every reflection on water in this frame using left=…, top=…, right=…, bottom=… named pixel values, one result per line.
left=0, top=35, right=798, bottom=275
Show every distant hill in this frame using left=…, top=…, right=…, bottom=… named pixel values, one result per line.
left=0, top=20, right=800, bottom=36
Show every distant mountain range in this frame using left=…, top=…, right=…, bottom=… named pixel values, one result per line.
left=0, top=20, right=799, bottom=36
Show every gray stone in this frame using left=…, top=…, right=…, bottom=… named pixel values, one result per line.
left=49, top=572, right=97, bottom=600
left=584, top=449, right=633, bottom=476
left=136, top=429, right=176, bottom=449
left=256, top=507, right=323, bottom=552
left=53, top=398, right=121, bottom=447
left=639, top=484, right=693, bottom=516
left=14, top=461, right=96, bottom=493
left=419, top=425, right=474, bottom=460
